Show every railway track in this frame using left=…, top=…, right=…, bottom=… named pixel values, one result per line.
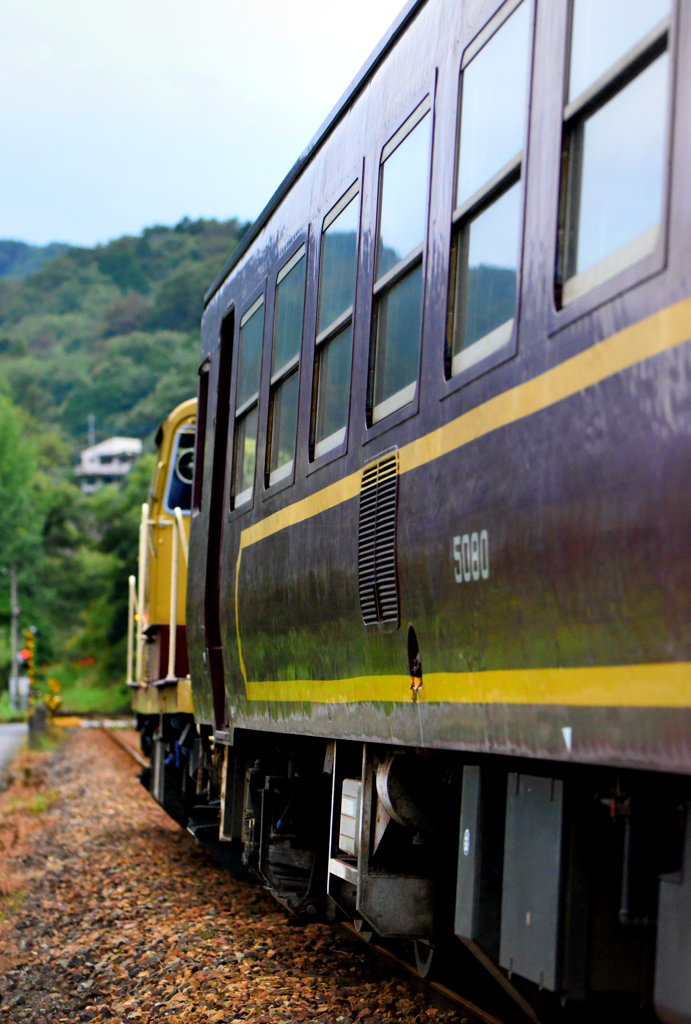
left=101, top=723, right=148, bottom=768
left=102, top=723, right=522, bottom=1024
left=338, top=924, right=509, bottom=1024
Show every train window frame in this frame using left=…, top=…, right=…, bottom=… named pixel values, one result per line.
left=368, top=99, right=432, bottom=427
left=209, top=307, right=235, bottom=522
left=309, top=181, right=361, bottom=464
left=444, top=0, right=532, bottom=388
left=554, top=4, right=673, bottom=310
left=230, top=293, right=265, bottom=512
left=265, top=242, right=307, bottom=492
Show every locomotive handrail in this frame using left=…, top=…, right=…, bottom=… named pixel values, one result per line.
left=126, top=573, right=138, bottom=686
left=151, top=514, right=188, bottom=566
left=173, top=506, right=189, bottom=567
left=165, top=506, right=185, bottom=681
left=135, top=502, right=149, bottom=685
left=130, top=502, right=188, bottom=686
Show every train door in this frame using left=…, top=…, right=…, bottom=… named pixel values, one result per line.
left=205, top=309, right=234, bottom=730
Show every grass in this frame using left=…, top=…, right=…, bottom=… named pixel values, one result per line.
left=0, top=889, right=26, bottom=924
left=59, top=681, right=131, bottom=716
left=1, top=659, right=131, bottom=724
left=5, top=790, right=60, bottom=814
left=0, top=690, right=24, bottom=723
left=49, top=662, right=131, bottom=717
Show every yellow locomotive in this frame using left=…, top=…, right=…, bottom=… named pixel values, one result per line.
left=128, top=399, right=196, bottom=806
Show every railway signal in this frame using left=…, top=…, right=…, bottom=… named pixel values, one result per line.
left=21, top=626, right=37, bottom=685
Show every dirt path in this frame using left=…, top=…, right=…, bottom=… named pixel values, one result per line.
left=0, top=729, right=459, bottom=1024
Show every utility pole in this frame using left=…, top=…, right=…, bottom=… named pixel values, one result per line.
left=7, top=564, right=20, bottom=709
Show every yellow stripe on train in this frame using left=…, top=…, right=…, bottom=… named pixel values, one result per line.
left=244, top=662, right=691, bottom=707
left=239, top=295, right=691, bottom=553
left=236, top=297, right=691, bottom=697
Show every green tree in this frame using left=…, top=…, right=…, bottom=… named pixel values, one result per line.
left=0, top=393, right=43, bottom=567
left=0, top=215, right=249, bottom=710
left=0, top=394, right=45, bottom=685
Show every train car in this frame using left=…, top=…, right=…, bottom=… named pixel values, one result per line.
left=173, top=0, right=689, bottom=1020
left=127, top=399, right=203, bottom=819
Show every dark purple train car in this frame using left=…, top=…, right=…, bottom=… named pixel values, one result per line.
left=162, top=0, right=690, bottom=1018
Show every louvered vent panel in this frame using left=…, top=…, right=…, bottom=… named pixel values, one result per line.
left=357, top=452, right=400, bottom=627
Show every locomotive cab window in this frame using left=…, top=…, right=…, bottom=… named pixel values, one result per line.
left=165, top=428, right=196, bottom=513
left=312, top=184, right=360, bottom=460
left=266, top=246, right=306, bottom=487
left=370, top=103, right=431, bottom=424
left=557, top=0, right=671, bottom=305
left=231, top=296, right=264, bottom=509
left=447, top=0, right=531, bottom=380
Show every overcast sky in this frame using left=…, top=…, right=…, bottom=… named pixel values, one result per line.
left=2, top=0, right=406, bottom=247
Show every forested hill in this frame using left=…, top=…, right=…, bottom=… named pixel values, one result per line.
left=0, top=240, right=70, bottom=278
left=0, top=217, right=249, bottom=449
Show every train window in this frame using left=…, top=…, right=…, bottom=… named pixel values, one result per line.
left=557, top=0, right=671, bottom=304
left=447, top=1, right=530, bottom=379
left=568, top=0, right=668, bottom=100
left=266, top=246, right=306, bottom=486
left=370, top=103, right=431, bottom=423
left=231, top=296, right=264, bottom=508
left=312, top=185, right=360, bottom=459
left=164, top=428, right=195, bottom=513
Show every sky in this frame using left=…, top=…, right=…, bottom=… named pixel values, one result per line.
left=2, top=0, right=407, bottom=248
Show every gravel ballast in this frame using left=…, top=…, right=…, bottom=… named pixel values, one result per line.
left=0, top=728, right=460, bottom=1024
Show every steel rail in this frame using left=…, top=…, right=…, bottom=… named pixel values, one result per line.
left=101, top=725, right=148, bottom=769
left=338, top=923, right=508, bottom=1024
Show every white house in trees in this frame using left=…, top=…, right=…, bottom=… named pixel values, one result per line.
left=74, top=436, right=142, bottom=493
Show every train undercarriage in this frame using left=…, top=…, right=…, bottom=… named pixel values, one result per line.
left=136, top=712, right=691, bottom=1024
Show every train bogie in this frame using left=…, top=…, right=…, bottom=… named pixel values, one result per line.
left=207, top=729, right=688, bottom=1018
